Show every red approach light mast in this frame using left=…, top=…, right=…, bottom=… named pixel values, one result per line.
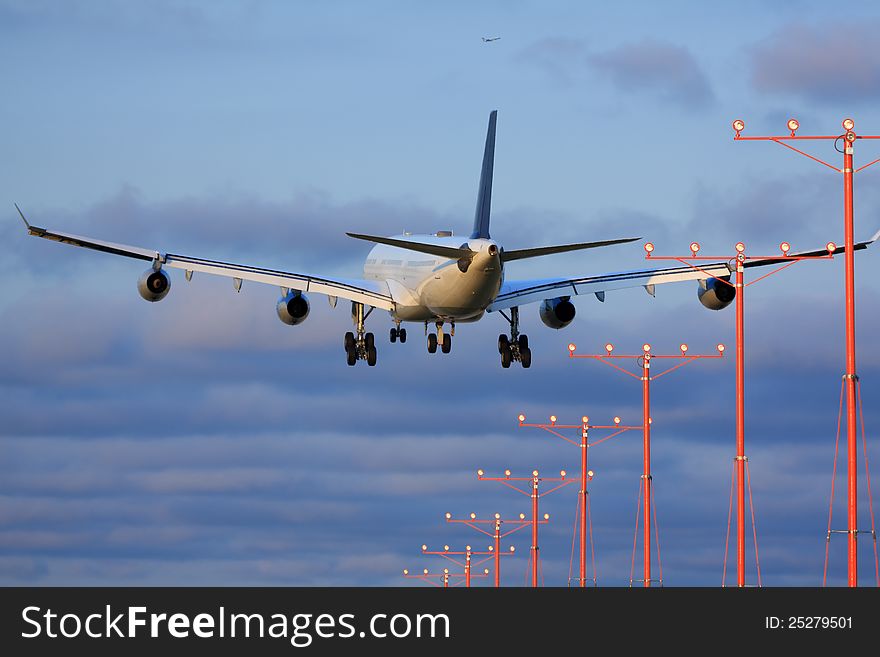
left=568, top=342, right=724, bottom=586
left=733, top=118, right=879, bottom=586
left=477, top=469, right=569, bottom=587
left=517, top=414, right=638, bottom=586
left=420, top=544, right=498, bottom=588
left=645, top=239, right=834, bottom=587
left=445, top=512, right=524, bottom=587
left=402, top=566, right=488, bottom=588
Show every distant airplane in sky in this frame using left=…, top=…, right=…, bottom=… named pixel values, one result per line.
left=482, top=36, right=500, bottom=42
left=18, top=112, right=877, bottom=368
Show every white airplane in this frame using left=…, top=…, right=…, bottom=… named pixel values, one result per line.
left=482, top=36, right=501, bottom=42
left=17, top=111, right=878, bottom=368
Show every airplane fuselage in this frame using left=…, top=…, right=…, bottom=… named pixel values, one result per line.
left=363, top=234, right=503, bottom=322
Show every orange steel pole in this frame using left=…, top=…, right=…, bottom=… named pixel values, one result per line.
left=495, top=521, right=503, bottom=587
left=531, top=473, right=539, bottom=587
left=642, top=352, right=652, bottom=588
left=580, top=421, right=588, bottom=587
left=735, top=256, right=746, bottom=587
left=734, top=259, right=748, bottom=585
left=843, top=136, right=859, bottom=586
left=733, top=117, right=880, bottom=586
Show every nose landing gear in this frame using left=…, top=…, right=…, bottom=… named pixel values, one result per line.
left=390, top=322, right=407, bottom=344
left=425, top=321, right=454, bottom=355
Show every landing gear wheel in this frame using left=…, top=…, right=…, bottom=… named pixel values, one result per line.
left=367, top=345, right=377, bottom=366
left=500, top=344, right=512, bottom=368
left=390, top=328, right=397, bottom=343
left=346, top=345, right=357, bottom=366
left=365, top=332, right=374, bottom=350
left=344, top=332, right=355, bottom=352
left=520, top=346, right=532, bottom=368
left=427, top=333, right=438, bottom=354
left=498, top=334, right=509, bottom=354
left=518, top=334, right=529, bottom=350
left=399, top=328, right=407, bottom=343
left=441, top=333, right=452, bottom=354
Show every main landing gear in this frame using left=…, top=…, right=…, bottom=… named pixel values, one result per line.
left=344, top=302, right=377, bottom=366
left=426, top=321, right=453, bottom=355
left=498, top=306, right=531, bottom=368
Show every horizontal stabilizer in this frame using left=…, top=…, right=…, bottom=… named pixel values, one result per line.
left=501, top=237, right=640, bottom=262
left=346, top=233, right=475, bottom=260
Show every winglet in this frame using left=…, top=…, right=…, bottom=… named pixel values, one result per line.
left=14, top=203, right=31, bottom=229
left=869, top=228, right=880, bottom=245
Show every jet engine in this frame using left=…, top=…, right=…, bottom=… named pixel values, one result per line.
left=539, top=296, right=576, bottom=329
left=277, top=290, right=310, bottom=325
left=137, top=268, right=171, bottom=302
left=697, top=276, right=736, bottom=310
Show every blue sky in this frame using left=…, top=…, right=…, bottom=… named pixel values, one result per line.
left=1, top=0, right=879, bottom=586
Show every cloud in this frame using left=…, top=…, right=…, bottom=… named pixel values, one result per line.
left=514, top=37, right=714, bottom=110
left=589, top=39, right=715, bottom=109
left=749, top=23, right=880, bottom=103
left=514, top=37, right=589, bottom=86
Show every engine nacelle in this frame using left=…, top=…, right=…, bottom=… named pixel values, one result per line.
left=277, top=291, right=310, bottom=325
left=539, top=296, right=576, bottom=329
left=697, top=276, right=736, bottom=310
left=137, top=268, right=171, bottom=302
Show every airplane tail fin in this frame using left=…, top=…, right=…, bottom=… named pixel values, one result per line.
left=471, top=110, right=497, bottom=239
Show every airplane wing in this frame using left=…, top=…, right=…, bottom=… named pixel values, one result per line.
left=21, top=219, right=395, bottom=311
left=489, top=233, right=879, bottom=312
left=489, top=261, right=732, bottom=310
